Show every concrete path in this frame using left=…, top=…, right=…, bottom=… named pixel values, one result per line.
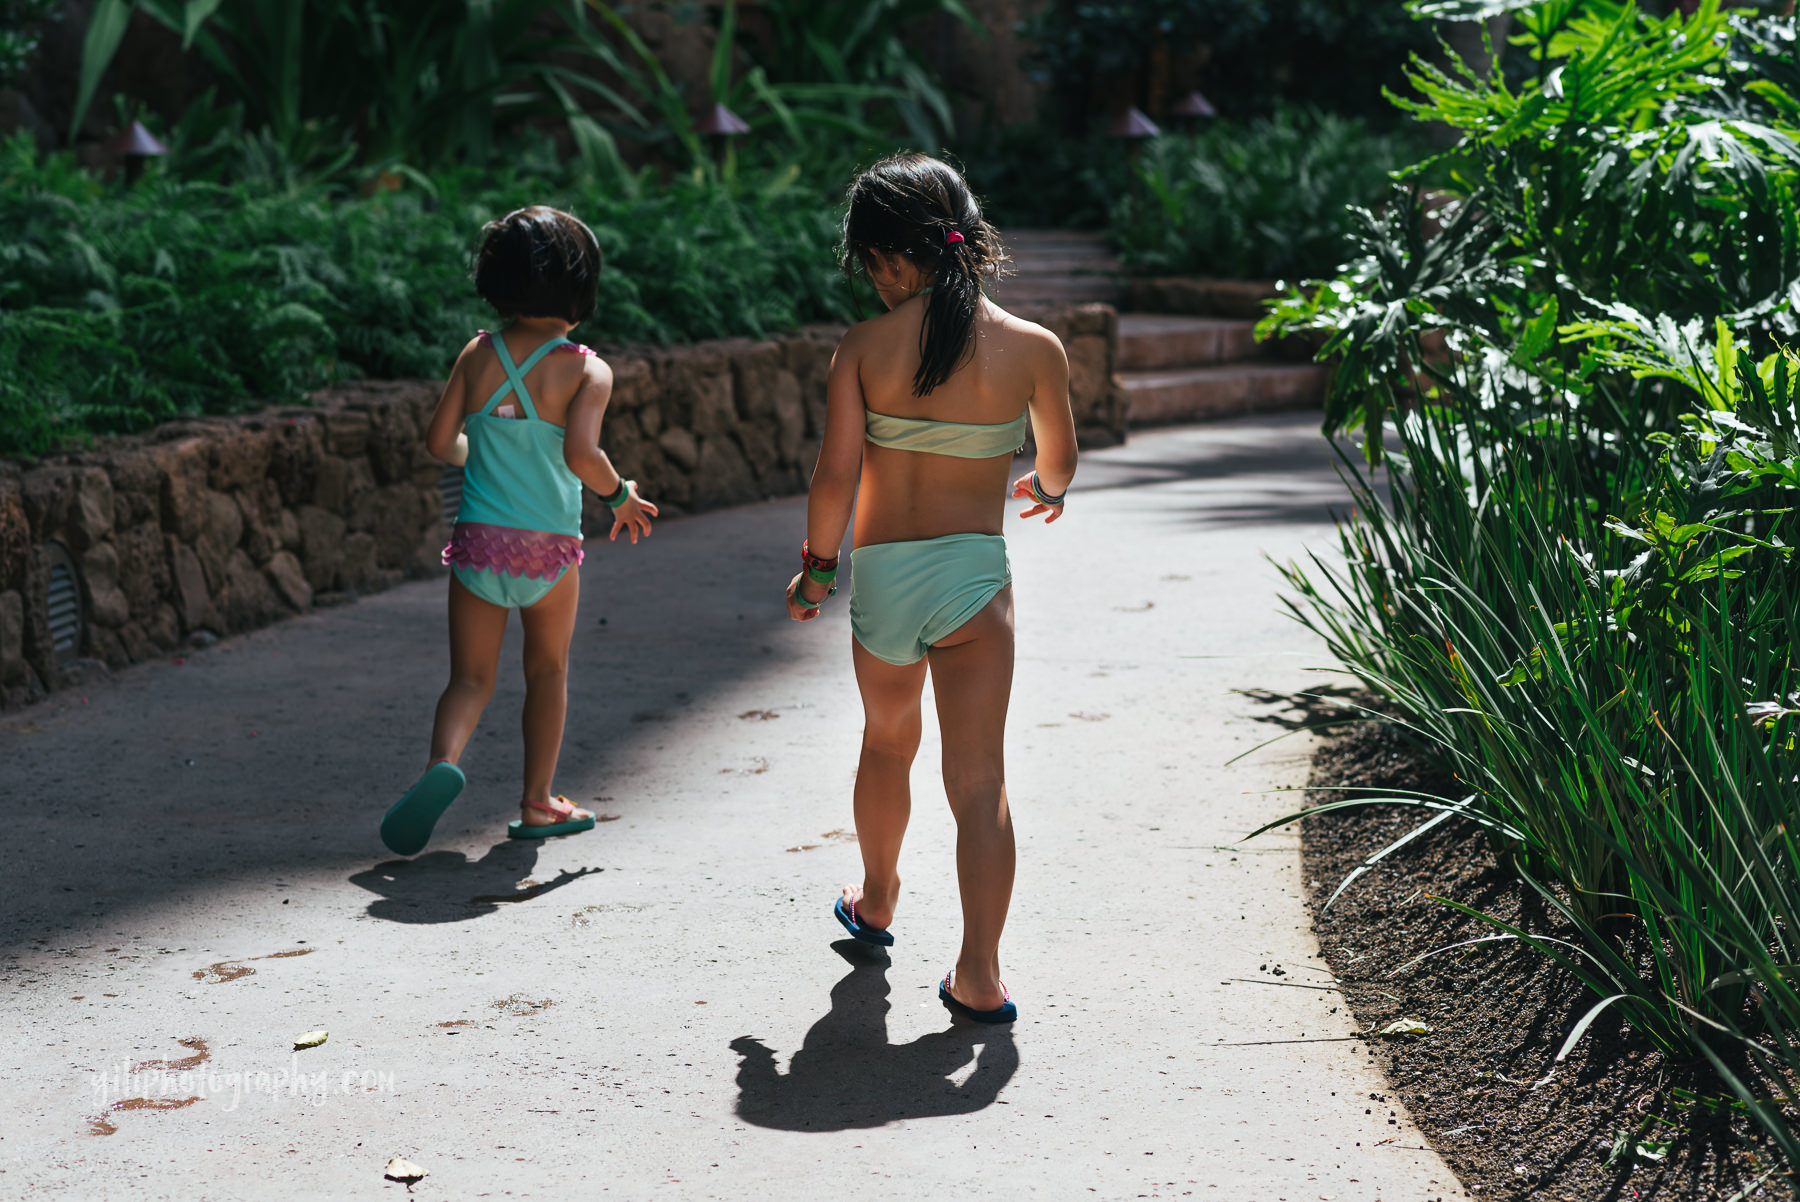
left=0, top=415, right=1459, bottom=1200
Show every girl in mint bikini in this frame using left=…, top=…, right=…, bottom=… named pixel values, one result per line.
left=787, top=155, right=1078, bottom=1023
left=380, top=206, right=657, bottom=856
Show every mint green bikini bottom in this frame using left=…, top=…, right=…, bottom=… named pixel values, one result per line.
left=849, top=533, right=1011, bottom=666
left=451, top=564, right=569, bottom=609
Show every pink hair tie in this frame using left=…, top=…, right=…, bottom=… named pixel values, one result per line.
left=945, top=230, right=965, bottom=244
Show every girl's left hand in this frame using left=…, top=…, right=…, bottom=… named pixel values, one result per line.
left=1011, top=473, right=1065, bottom=524
left=608, top=483, right=659, bottom=545
left=786, top=572, right=824, bottom=621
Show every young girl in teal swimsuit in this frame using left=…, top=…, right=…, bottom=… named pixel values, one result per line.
left=787, top=155, right=1079, bottom=1024
left=380, top=206, right=657, bottom=856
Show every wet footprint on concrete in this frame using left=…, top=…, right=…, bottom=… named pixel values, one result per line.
left=571, top=904, right=643, bottom=927
left=90, top=1095, right=201, bottom=1136
left=492, top=994, right=553, bottom=1016
left=192, top=947, right=313, bottom=984
left=89, top=1037, right=212, bottom=1135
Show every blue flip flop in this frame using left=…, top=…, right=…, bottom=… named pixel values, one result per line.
left=380, top=762, right=466, bottom=856
left=507, top=795, right=598, bottom=840
left=833, top=894, right=894, bottom=947
left=939, top=972, right=1018, bottom=1024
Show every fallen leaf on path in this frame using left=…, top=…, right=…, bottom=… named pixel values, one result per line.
left=384, top=1156, right=427, bottom=1183
left=737, top=709, right=780, bottom=721
left=293, top=1030, right=329, bottom=1050
left=1376, top=1018, right=1432, bottom=1038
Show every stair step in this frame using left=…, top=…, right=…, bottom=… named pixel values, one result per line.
left=1117, top=314, right=1260, bottom=371
left=989, top=277, right=1128, bottom=305
left=1120, top=363, right=1328, bottom=426
left=1005, top=253, right=1123, bottom=275
left=1000, top=229, right=1114, bottom=247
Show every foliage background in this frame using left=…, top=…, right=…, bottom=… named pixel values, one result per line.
left=1263, top=0, right=1800, bottom=1167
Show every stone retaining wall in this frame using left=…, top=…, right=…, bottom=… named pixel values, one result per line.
left=0, top=304, right=1119, bottom=709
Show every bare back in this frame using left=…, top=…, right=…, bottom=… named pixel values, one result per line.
left=452, top=329, right=593, bottom=428
left=843, top=295, right=1070, bottom=548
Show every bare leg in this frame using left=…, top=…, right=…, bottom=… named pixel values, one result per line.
left=428, top=576, right=509, bottom=766
left=516, top=567, right=588, bottom=823
left=926, top=586, right=1016, bottom=1011
left=844, top=639, right=928, bottom=930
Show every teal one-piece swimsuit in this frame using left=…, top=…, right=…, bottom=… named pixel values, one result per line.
left=441, top=331, right=587, bottom=608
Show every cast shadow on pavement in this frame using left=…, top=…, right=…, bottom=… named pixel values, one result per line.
left=348, top=840, right=602, bottom=924
left=730, top=941, right=1017, bottom=1131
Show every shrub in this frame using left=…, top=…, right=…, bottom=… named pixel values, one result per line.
left=0, top=136, right=852, bottom=458
left=1110, top=107, right=1423, bottom=280
left=1262, top=1, right=1800, bottom=1165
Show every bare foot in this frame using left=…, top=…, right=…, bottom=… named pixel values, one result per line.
left=520, top=795, right=593, bottom=827
left=945, top=966, right=1007, bottom=1012
left=841, top=882, right=897, bottom=932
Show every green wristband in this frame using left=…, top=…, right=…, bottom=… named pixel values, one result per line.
left=604, top=479, right=635, bottom=510
left=795, top=581, right=837, bottom=610
left=805, top=564, right=838, bottom=586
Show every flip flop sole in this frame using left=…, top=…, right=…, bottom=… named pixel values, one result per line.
left=833, top=896, right=894, bottom=946
left=507, top=816, right=597, bottom=840
left=939, top=982, right=1018, bottom=1024
left=379, top=762, right=466, bottom=856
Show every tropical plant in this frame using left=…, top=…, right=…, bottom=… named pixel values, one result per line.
left=1257, top=0, right=1800, bottom=1168
left=70, top=0, right=627, bottom=177
left=749, top=0, right=983, bottom=150
left=1022, top=0, right=1442, bottom=126
left=1110, top=107, right=1425, bottom=280
left=0, top=0, right=59, bottom=88
left=0, top=133, right=853, bottom=458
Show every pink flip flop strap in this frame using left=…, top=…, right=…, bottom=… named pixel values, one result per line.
left=523, top=795, right=576, bottom=820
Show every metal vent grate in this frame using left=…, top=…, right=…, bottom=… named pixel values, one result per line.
left=437, top=465, right=465, bottom=525
left=44, top=543, right=83, bottom=663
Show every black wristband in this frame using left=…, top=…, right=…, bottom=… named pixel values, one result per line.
left=599, top=478, right=627, bottom=508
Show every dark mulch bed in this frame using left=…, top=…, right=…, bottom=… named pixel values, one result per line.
left=1295, top=707, right=1789, bottom=1202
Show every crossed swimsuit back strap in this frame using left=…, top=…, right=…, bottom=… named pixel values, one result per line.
left=479, top=333, right=571, bottom=421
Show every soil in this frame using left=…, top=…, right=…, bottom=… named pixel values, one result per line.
left=1296, top=705, right=1791, bottom=1201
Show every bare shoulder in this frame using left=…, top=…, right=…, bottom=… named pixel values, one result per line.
left=450, top=334, right=488, bottom=370
left=578, top=349, right=613, bottom=388
left=833, top=315, right=884, bottom=363
left=990, top=308, right=1068, bottom=369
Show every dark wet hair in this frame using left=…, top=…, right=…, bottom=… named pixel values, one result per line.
left=841, top=153, right=1008, bottom=396
left=474, top=206, right=601, bottom=324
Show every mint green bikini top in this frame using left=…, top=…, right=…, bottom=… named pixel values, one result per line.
left=864, top=409, right=1028, bottom=459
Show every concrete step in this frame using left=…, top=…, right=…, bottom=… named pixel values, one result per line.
left=989, top=276, right=1128, bottom=305
left=1000, top=229, right=1113, bottom=247
left=1005, top=252, right=1123, bottom=275
left=1120, top=363, right=1329, bottom=426
left=1117, top=314, right=1260, bottom=371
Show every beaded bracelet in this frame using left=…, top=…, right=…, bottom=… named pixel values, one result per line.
left=1028, top=471, right=1066, bottom=508
left=601, top=478, right=635, bottom=509
left=802, top=539, right=839, bottom=585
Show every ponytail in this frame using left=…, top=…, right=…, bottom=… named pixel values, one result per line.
left=841, top=154, right=1009, bottom=396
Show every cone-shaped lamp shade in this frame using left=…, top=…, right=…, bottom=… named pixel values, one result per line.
left=1172, top=90, right=1217, bottom=118
left=1108, top=106, right=1161, bottom=139
left=695, top=104, right=751, bottom=136
left=109, top=120, right=168, bottom=156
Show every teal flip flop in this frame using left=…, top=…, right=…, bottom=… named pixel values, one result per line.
left=380, top=761, right=466, bottom=856
left=507, top=795, right=597, bottom=840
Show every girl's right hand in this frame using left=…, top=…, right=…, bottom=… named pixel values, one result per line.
left=608, top=483, right=659, bottom=545
left=1011, top=473, right=1065, bottom=524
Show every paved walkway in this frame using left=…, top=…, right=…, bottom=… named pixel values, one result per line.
left=0, top=415, right=1458, bottom=1199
